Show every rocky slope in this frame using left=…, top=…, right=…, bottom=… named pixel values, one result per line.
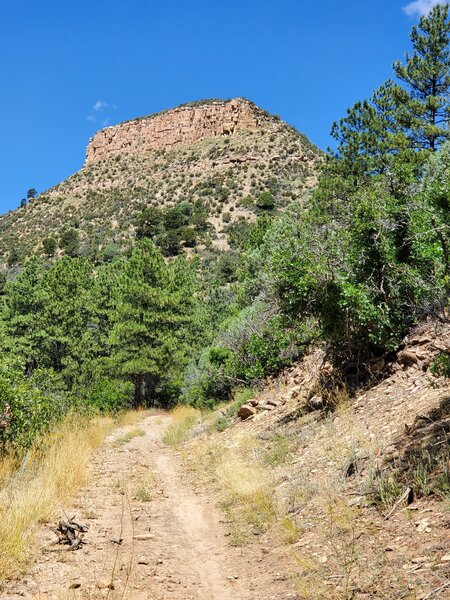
left=0, top=98, right=320, bottom=264
left=183, top=319, right=450, bottom=599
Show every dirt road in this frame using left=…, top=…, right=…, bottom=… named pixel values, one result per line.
left=3, top=415, right=255, bottom=600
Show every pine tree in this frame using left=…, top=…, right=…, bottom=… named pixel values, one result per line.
left=394, top=3, right=450, bottom=152
left=109, top=240, right=185, bottom=407
left=328, top=4, right=450, bottom=182
left=330, top=80, right=406, bottom=178
left=42, top=258, right=95, bottom=382
left=4, top=257, right=47, bottom=374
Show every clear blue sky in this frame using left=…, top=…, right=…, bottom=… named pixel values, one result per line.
left=0, top=0, right=439, bottom=214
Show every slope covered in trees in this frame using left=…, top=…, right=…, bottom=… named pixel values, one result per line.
left=1, top=5, right=450, bottom=453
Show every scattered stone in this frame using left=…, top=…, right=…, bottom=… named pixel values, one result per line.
left=68, top=583, right=81, bottom=589
left=416, top=519, right=432, bottom=533
left=307, top=395, right=323, bottom=410
left=238, top=405, right=256, bottom=420
left=110, top=537, right=123, bottom=545
left=398, top=350, right=422, bottom=369
left=96, top=579, right=115, bottom=590
left=411, top=556, right=428, bottom=563
left=259, top=403, right=275, bottom=411
left=134, top=533, right=153, bottom=541
left=266, top=399, right=281, bottom=407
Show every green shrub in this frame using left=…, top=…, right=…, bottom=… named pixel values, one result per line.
left=82, top=378, right=133, bottom=413
left=42, top=237, right=57, bottom=256
left=59, top=228, right=80, bottom=257
left=256, top=191, right=275, bottom=210
left=0, top=362, right=68, bottom=451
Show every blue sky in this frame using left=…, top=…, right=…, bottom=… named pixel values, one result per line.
left=0, top=0, right=443, bottom=214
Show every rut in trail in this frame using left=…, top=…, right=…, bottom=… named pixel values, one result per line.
left=3, top=415, right=260, bottom=600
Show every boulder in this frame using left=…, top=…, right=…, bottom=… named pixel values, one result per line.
left=259, top=403, right=275, bottom=411
left=238, top=405, right=256, bottom=420
left=398, top=350, right=423, bottom=369
left=266, top=399, right=281, bottom=407
left=307, top=395, right=323, bottom=411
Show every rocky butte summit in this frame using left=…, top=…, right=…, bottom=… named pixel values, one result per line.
left=86, top=98, right=266, bottom=163
left=0, top=98, right=320, bottom=264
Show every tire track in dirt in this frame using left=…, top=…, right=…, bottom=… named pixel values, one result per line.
left=1, top=415, right=250, bottom=600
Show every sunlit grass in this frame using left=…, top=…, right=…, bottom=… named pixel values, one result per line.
left=162, top=406, right=200, bottom=446
left=112, top=428, right=145, bottom=447
left=0, top=415, right=113, bottom=579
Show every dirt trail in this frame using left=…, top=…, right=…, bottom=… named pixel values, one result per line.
left=2, top=415, right=253, bottom=600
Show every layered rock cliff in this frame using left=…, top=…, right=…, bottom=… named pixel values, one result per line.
left=86, top=98, right=266, bottom=164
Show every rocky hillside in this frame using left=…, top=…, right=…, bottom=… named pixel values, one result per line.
left=182, top=319, right=450, bottom=599
left=0, top=98, right=320, bottom=264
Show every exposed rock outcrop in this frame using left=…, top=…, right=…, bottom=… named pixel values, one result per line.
left=86, top=98, right=266, bottom=164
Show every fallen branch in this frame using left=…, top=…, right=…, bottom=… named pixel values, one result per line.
left=49, top=515, right=88, bottom=550
left=384, top=487, right=413, bottom=521
left=421, top=581, right=450, bottom=600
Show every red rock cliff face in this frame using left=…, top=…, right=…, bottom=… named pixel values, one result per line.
left=85, top=98, right=266, bottom=164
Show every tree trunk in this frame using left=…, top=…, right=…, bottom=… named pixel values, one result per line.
left=133, top=375, right=143, bottom=409
left=143, top=373, right=160, bottom=407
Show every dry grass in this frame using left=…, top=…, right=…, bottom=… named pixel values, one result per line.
left=279, top=515, right=304, bottom=544
left=112, top=428, right=145, bottom=447
left=162, top=406, right=200, bottom=446
left=173, top=359, right=448, bottom=597
left=183, top=431, right=278, bottom=545
left=134, top=473, right=155, bottom=502
left=217, top=458, right=275, bottom=529
left=116, top=409, right=152, bottom=427
left=0, top=415, right=113, bottom=580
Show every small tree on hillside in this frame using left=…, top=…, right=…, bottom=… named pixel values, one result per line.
left=256, top=191, right=276, bottom=210
left=59, top=228, right=80, bottom=257
left=135, top=206, right=164, bottom=239
left=42, top=237, right=57, bottom=256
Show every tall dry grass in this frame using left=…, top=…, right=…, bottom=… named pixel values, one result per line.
left=0, top=415, right=114, bottom=580
left=162, top=405, right=200, bottom=446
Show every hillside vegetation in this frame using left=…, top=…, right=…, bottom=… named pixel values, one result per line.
left=0, top=103, right=318, bottom=264
left=1, top=5, right=450, bottom=448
